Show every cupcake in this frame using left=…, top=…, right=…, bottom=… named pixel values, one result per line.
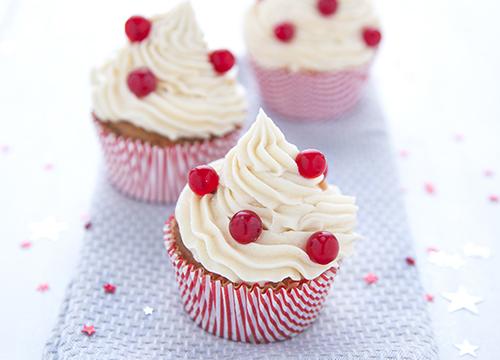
left=244, top=0, right=381, bottom=120
left=164, top=109, right=358, bottom=342
left=91, top=2, right=247, bottom=203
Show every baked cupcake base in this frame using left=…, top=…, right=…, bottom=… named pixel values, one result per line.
left=251, top=60, right=370, bottom=121
left=94, top=115, right=240, bottom=204
left=163, top=216, right=338, bottom=343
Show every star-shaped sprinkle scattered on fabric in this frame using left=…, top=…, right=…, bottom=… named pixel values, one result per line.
left=463, top=243, right=491, bottom=259
left=37, top=283, right=49, bottom=292
left=363, top=273, right=378, bottom=285
left=405, top=256, right=416, bottom=266
left=82, top=324, right=95, bottom=336
left=455, top=340, right=479, bottom=357
left=20, top=241, right=32, bottom=249
left=43, top=162, right=55, bottom=171
left=143, top=306, right=154, bottom=315
left=442, top=286, right=482, bottom=314
left=103, top=283, right=116, bottom=294
left=0, top=144, right=9, bottom=154
left=483, top=169, right=494, bottom=177
left=425, top=294, right=434, bottom=302
left=428, top=250, right=465, bottom=269
left=424, top=182, right=436, bottom=195
left=29, top=217, right=67, bottom=241
left=84, top=221, right=92, bottom=230
left=488, top=194, right=498, bottom=203
left=399, top=149, right=409, bottom=158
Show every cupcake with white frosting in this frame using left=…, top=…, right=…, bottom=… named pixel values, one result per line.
left=244, top=0, right=381, bottom=120
left=164, top=109, right=358, bottom=342
left=91, top=2, right=247, bottom=203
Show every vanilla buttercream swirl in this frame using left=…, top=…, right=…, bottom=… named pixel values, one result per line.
left=244, top=0, right=380, bottom=72
left=175, top=110, right=358, bottom=284
left=92, top=2, right=247, bottom=141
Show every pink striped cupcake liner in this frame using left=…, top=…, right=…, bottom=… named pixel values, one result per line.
left=251, top=60, right=370, bottom=121
left=94, top=121, right=240, bottom=204
left=163, top=216, right=338, bottom=343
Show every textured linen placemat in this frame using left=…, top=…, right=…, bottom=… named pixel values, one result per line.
left=44, top=72, right=438, bottom=359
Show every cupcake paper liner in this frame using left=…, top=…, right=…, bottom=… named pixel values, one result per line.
left=95, top=121, right=240, bottom=204
left=251, top=60, right=370, bottom=121
left=164, top=216, right=338, bottom=343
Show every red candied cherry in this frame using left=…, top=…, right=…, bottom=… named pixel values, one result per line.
left=127, top=68, right=157, bottom=98
left=274, top=22, right=295, bottom=43
left=188, top=165, right=219, bottom=196
left=317, top=0, right=338, bottom=16
left=362, top=27, right=382, bottom=47
left=209, top=50, right=235, bottom=74
left=295, top=149, right=327, bottom=179
left=229, top=210, right=263, bottom=244
left=125, top=16, right=152, bottom=42
left=306, top=231, right=339, bottom=265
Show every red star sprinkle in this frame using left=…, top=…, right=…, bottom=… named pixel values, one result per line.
left=405, top=256, right=416, bottom=266
left=363, top=273, right=378, bottom=285
left=483, top=169, right=494, bottom=177
left=37, top=283, right=49, bottom=292
left=424, top=182, right=435, bottom=195
left=84, top=221, right=92, bottom=230
left=103, top=283, right=116, bottom=294
left=425, top=293, right=434, bottom=302
left=20, top=241, right=32, bottom=249
left=43, top=163, right=54, bottom=171
left=426, top=246, right=439, bottom=253
left=399, top=149, right=409, bottom=158
left=489, top=194, right=499, bottom=203
left=82, top=325, right=95, bottom=336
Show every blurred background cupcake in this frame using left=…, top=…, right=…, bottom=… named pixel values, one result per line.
left=244, top=0, right=381, bottom=120
left=91, top=2, right=247, bottom=203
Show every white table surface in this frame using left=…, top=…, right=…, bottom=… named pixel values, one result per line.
left=0, top=0, right=499, bottom=358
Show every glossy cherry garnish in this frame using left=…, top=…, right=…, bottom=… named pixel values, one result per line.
left=127, top=68, right=157, bottom=98
left=229, top=210, right=263, bottom=244
left=125, top=16, right=151, bottom=42
left=188, top=165, right=219, bottom=196
left=209, top=49, right=236, bottom=74
left=295, top=149, right=327, bottom=178
left=306, top=231, right=339, bottom=265
left=317, top=0, right=338, bottom=16
left=362, top=27, right=382, bottom=47
left=274, top=22, right=295, bottom=43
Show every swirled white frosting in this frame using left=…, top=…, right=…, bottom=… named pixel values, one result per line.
left=175, top=109, right=358, bottom=284
left=91, top=2, right=247, bottom=141
left=244, top=0, right=380, bottom=72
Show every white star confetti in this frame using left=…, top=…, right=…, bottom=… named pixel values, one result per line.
left=428, top=250, right=465, bottom=269
left=455, top=340, right=479, bottom=357
left=442, top=286, right=483, bottom=314
left=28, top=217, right=67, bottom=241
left=143, top=306, right=154, bottom=315
left=463, top=243, right=491, bottom=259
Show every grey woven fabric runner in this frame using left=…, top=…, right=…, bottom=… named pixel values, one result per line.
left=44, top=70, right=438, bottom=359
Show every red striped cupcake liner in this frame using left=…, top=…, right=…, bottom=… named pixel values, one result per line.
left=163, top=216, right=338, bottom=343
left=94, top=121, right=240, bottom=204
left=251, top=60, right=370, bottom=121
